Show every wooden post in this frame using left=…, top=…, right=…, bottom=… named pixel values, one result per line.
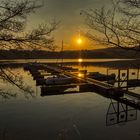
left=137, top=68, right=139, bottom=80
left=117, top=101, right=120, bottom=123
left=118, top=69, right=121, bottom=88
left=126, top=69, right=129, bottom=91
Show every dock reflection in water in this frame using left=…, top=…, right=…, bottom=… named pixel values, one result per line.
left=106, top=100, right=137, bottom=126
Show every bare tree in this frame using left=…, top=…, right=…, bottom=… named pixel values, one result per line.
left=0, top=0, right=58, bottom=99
left=0, top=0, right=58, bottom=50
left=81, top=0, right=140, bottom=51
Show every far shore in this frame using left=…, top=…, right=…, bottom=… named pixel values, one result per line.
left=0, top=59, right=140, bottom=69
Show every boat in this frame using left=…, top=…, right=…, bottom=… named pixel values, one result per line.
left=127, top=79, right=140, bottom=87
left=87, top=72, right=116, bottom=81
left=41, top=84, right=77, bottom=95
left=45, top=74, right=73, bottom=85
left=59, top=66, right=79, bottom=72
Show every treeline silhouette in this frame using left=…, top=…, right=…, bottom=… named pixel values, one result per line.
left=0, top=48, right=140, bottom=59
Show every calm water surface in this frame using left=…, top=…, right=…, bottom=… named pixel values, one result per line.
left=0, top=58, right=134, bottom=64
left=0, top=60, right=140, bottom=140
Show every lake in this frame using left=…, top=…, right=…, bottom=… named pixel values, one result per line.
left=0, top=59, right=140, bottom=140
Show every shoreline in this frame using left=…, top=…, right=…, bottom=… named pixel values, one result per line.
left=0, top=59, right=140, bottom=69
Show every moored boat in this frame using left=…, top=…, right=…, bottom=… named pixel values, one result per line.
left=87, top=72, right=116, bottom=81
left=45, top=74, right=73, bottom=85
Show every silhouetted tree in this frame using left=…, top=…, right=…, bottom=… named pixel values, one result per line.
left=81, top=0, right=140, bottom=51
left=0, top=0, right=58, bottom=98
left=0, top=0, right=58, bottom=50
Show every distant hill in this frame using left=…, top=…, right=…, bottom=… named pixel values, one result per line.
left=0, top=47, right=140, bottom=59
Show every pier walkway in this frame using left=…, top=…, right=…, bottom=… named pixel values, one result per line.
left=45, top=65, right=140, bottom=97
left=26, top=63, right=140, bottom=109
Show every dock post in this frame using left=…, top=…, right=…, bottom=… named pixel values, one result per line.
left=126, top=69, right=129, bottom=91
left=118, top=69, right=121, bottom=88
left=117, top=101, right=120, bottom=123
left=137, top=68, right=139, bottom=80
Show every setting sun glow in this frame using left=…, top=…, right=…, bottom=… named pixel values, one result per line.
left=77, top=38, right=82, bottom=44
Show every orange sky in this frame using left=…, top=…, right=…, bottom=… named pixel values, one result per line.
left=27, top=0, right=111, bottom=50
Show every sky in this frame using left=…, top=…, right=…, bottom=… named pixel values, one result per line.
left=14, top=0, right=112, bottom=50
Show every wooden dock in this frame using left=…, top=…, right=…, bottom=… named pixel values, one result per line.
left=25, top=63, right=140, bottom=109
left=43, top=64, right=126, bottom=96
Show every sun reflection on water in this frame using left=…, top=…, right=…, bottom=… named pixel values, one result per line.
left=78, top=58, right=83, bottom=62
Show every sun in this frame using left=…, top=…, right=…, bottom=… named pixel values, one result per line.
left=77, top=38, right=82, bottom=44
